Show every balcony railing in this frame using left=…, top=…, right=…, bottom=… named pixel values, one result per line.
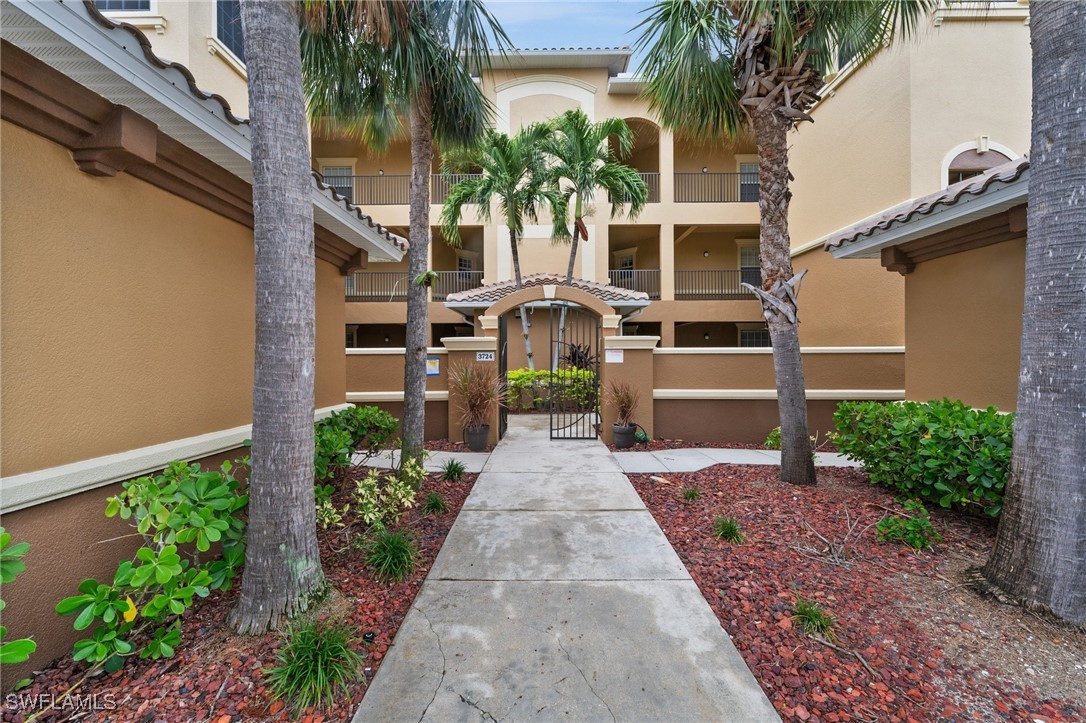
left=431, top=271, right=484, bottom=301
left=608, top=269, right=661, bottom=300
left=674, top=172, right=759, bottom=203
left=345, top=271, right=411, bottom=301
left=675, top=269, right=762, bottom=300
left=609, top=172, right=661, bottom=204
left=320, top=173, right=484, bottom=206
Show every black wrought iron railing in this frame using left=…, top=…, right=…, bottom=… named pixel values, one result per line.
left=674, top=269, right=762, bottom=300
left=345, top=271, right=411, bottom=301
left=319, top=173, right=484, bottom=206
left=608, top=269, right=661, bottom=300
left=674, top=172, right=759, bottom=203
left=431, top=271, right=484, bottom=301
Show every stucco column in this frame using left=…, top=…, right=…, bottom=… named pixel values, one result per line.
left=659, top=129, right=675, bottom=204
left=661, top=320, right=676, bottom=348
left=660, top=222, right=675, bottom=301
left=442, top=336, right=500, bottom=447
left=483, top=223, right=499, bottom=284
left=600, top=335, right=659, bottom=444
left=593, top=221, right=610, bottom=284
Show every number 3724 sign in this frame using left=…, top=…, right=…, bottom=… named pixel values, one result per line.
left=475, top=351, right=495, bottom=362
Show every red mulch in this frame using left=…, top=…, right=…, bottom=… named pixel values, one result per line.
left=629, top=465, right=1086, bottom=723
left=4, top=469, right=475, bottom=723
left=423, top=439, right=494, bottom=453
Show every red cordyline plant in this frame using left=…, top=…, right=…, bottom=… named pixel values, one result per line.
left=448, top=363, right=506, bottom=430
left=605, top=380, right=640, bottom=427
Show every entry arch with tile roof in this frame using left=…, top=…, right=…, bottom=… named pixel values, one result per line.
left=443, top=272, right=651, bottom=319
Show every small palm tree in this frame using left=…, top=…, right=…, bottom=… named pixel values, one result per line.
left=441, top=125, right=570, bottom=370
left=544, top=109, right=649, bottom=284
left=636, top=0, right=933, bottom=485
left=301, top=0, right=510, bottom=464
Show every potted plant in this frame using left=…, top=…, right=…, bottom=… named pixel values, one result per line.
left=449, top=363, right=505, bottom=452
left=606, top=380, right=640, bottom=449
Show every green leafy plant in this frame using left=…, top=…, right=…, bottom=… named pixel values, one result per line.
left=398, top=456, right=428, bottom=493
left=56, top=459, right=247, bottom=670
left=0, top=528, right=36, bottom=666
left=834, top=400, right=1013, bottom=516
left=764, top=426, right=782, bottom=450
left=414, top=270, right=439, bottom=288
left=314, top=424, right=354, bottom=482
left=792, top=594, right=837, bottom=642
left=316, top=500, right=349, bottom=530
left=634, top=428, right=650, bottom=445
left=317, top=406, right=399, bottom=464
left=265, top=619, right=364, bottom=714
left=682, top=487, right=701, bottom=502
left=876, top=499, right=943, bottom=550
left=712, top=516, right=745, bottom=544
left=604, top=380, right=640, bottom=427
left=364, top=529, right=419, bottom=582
left=440, top=459, right=467, bottom=482
left=505, top=368, right=597, bottom=412
left=423, top=493, right=448, bottom=515
left=352, top=461, right=419, bottom=530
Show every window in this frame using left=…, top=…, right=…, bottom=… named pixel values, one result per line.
left=96, top=0, right=150, bottom=10
left=322, top=166, right=354, bottom=202
left=457, top=255, right=474, bottom=273
left=216, top=0, right=245, bottom=63
left=739, top=162, right=759, bottom=202
left=739, top=328, right=771, bottom=347
left=946, top=148, right=1011, bottom=187
left=737, top=240, right=761, bottom=287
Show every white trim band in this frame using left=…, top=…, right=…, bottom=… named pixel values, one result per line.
left=347, top=391, right=450, bottom=403
left=653, top=389, right=905, bottom=400
left=0, top=404, right=351, bottom=514
left=653, top=346, right=905, bottom=355
left=347, top=347, right=447, bottom=355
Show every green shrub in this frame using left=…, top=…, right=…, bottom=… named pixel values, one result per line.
left=712, top=516, right=745, bottom=544
left=352, top=461, right=418, bottom=530
left=364, top=529, right=419, bottom=582
left=423, top=493, right=448, bottom=515
left=314, top=425, right=354, bottom=481
left=876, top=499, right=943, bottom=550
left=1, top=528, right=36, bottom=667
left=265, top=620, right=363, bottom=713
left=440, top=459, right=466, bottom=482
left=833, top=399, right=1013, bottom=516
left=506, top=368, right=596, bottom=412
left=792, top=594, right=836, bottom=642
left=315, top=406, right=399, bottom=471
left=682, top=487, right=701, bottom=502
left=57, top=460, right=247, bottom=671
left=764, top=426, right=782, bottom=450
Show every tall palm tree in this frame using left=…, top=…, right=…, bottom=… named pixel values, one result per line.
left=231, top=0, right=323, bottom=634
left=636, top=0, right=933, bottom=485
left=982, top=0, right=1086, bottom=626
left=441, top=125, right=570, bottom=371
left=544, top=109, right=648, bottom=284
left=301, top=1, right=510, bottom=465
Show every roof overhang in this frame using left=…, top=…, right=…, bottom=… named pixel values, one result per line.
left=489, top=47, right=631, bottom=76
left=1, top=0, right=404, bottom=262
left=444, top=298, right=652, bottom=314
left=607, top=73, right=647, bottom=95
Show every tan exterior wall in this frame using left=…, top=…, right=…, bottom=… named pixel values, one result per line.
left=509, top=94, right=580, bottom=129
left=654, top=399, right=842, bottom=444
left=653, top=351, right=904, bottom=392
left=316, top=260, right=347, bottom=408
left=905, top=239, right=1025, bottom=411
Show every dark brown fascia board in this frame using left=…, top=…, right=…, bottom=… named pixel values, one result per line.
left=0, top=40, right=362, bottom=272
left=879, top=204, right=1028, bottom=275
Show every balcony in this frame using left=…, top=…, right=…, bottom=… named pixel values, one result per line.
left=610, top=172, right=660, bottom=204
left=608, top=269, right=661, bottom=300
left=675, top=269, right=762, bottom=300
left=345, top=270, right=484, bottom=302
left=320, top=173, right=484, bottom=206
left=674, top=172, right=759, bottom=203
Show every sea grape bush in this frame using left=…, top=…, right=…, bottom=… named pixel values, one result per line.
left=833, top=400, right=1013, bottom=516
left=0, top=528, right=36, bottom=666
left=314, top=406, right=399, bottom=480
left=876, top=499, right=942, bottom=550
left=56, top=460, right=248, bottom=670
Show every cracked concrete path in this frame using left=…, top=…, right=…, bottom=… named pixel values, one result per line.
left=353, top=416, right=779, bottom=722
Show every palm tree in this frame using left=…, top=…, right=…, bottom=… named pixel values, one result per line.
left=635, top=0, right=933, bottom=485
left=981, top=0, right=1086, bottom=626
left=441, top=125, right=570, bottom=371
left=544, top=109, right=648, bottom=284
left=231, top=0, right=324, bottom=634
left=301, top=1, right=510, bottom=465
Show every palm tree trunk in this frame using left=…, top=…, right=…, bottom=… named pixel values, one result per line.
left=564, top=222, right=581, bottom=283
left=509, top=228, right=535, bottom=371
left=230, top=0, right=323, bottom=634
left=402, top=90, right=433, bottom=466
left=981, top=0, right=1086, bottom=625
left=752, top=109, right=816, bottom=486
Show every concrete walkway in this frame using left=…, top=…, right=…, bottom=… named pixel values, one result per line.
left=354, top=416, right=779, bottom=722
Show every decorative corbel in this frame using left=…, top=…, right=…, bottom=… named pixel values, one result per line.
left=339, top=249, right=368, bottom=276
left=72, top=106, right=157, bottom=177
left=881, top=247, right=915, bottom=276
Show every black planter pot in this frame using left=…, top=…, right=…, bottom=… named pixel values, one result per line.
left=612, top=424, right=636, bottom=449
left=464, top=425, right=490, bottom=452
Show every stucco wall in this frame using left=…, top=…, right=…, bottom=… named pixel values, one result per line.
left=905, top=239, right=1025, bottom=410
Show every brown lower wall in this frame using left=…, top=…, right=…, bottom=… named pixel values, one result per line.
left=355, top=401, right=449, bottom=442
left=0, top=448, right=246, bottom=688
left=653, top=398, right=844, bottom=444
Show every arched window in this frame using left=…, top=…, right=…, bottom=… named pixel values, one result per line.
left=947, top=149, right=1012, bottom=185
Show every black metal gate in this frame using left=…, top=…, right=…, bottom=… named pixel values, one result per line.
left=549, top=302, right=601, bottom=439
left=498, top=314, right=508, bottom=439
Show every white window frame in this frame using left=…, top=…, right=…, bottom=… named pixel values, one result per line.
left=611, top=246, right=638, bottom=270
left=208, top=1, right=247, bottom=79
left=96, top=0, right=167, bottom=35
left=736, top=322, right=771, bottom=348
left=455, top=250, right=480, bottom=273
left=735, top=238, right=759, bottom=270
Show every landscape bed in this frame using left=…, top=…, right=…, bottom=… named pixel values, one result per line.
left=629, top=464, right=1086, bottom=723
left=3, top=468, right=477, bottom=723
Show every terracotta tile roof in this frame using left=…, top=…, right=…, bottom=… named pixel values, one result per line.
left=822, top=155, right=1030, bottom=251
left=83, top=2, right=407, bottom=253
left=445, top=273, right=650, bottom=306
